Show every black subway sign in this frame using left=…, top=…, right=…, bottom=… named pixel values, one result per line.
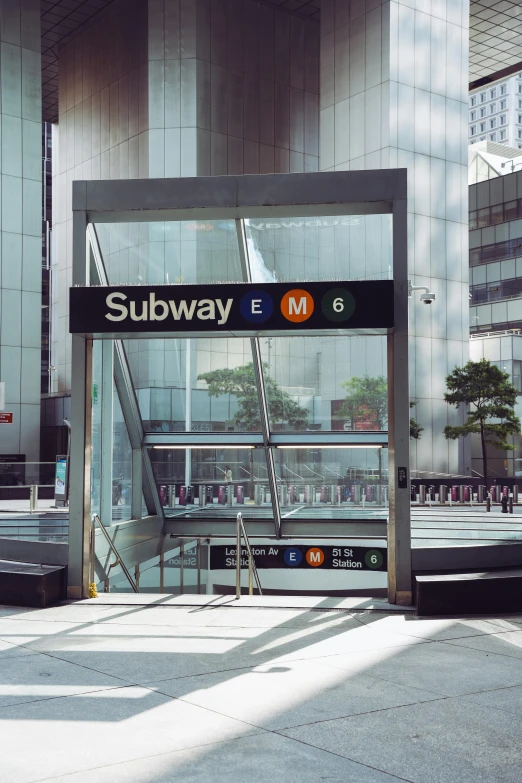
left=210, top=544, right=387, bottom=571
left=69, top=280, right=394, bottom=336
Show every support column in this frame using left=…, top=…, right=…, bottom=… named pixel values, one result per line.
left=0, top=0, right=42, bottom=461
left=320, top=0, right=470, bottom=476
left=68, top=207, right=91, bottom=598
left=388, top=195, right=411, bottom=605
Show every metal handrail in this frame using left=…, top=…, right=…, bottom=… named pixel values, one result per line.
left=91, top=514, right=139, bottom=593
left=235, top=512, right=262, bottom=599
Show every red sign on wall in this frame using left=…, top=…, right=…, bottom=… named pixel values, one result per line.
left=0, top=412, right=13, bottom=424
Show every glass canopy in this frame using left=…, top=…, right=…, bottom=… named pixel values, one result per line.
left=90, top=213, right=391, bottom=531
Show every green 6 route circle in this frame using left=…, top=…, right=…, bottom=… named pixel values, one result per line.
left=321, top=287, right=356, bottom=323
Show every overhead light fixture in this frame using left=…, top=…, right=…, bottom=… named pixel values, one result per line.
left=275, top=444, right=384, bottom=449
left=153, top=444, right=255, bottom=450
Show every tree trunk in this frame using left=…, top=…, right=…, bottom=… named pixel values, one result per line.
left=480, top=421, right=488, bottom=490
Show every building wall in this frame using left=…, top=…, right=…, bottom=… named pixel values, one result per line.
left=469, top=74, right=522, bottom=149
left=470, top=169, right=522, bottom=332
left=52, top=0, right=320, bottom=395
left=319, top=0, right=470, bottom=475
left=0, top=0, right=41, bottom=460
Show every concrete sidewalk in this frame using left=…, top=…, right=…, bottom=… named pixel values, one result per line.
left=1, top=599, right=522, bottom=781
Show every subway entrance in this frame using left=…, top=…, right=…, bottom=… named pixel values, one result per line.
left=68, top=170, right=411, bottom=604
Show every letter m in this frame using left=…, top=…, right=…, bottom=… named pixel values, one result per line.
left=309, top=551, right=321, bottom=563
left=289, top=297, right=306, bottom=315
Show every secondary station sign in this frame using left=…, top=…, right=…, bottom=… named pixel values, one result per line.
left=69, top=280, right=394, bottom=336
left=210, top=544, right=387, bottom=572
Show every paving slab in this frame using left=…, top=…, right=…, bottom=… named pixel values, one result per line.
left=36, top=731, right=404, bottom=783
left=281, top=697, right=522, bottom=783
left=148, top=658, right=441, bottom=731
left=0, top=653, right=128, bottom=709
left=0, top=686, right=261, bottom=783
left=317, top=638, right=522, bottom=696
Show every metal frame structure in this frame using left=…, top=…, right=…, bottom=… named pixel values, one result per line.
left=69, top=170, right=411, bottom=604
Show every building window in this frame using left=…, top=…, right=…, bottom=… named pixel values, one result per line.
left=490, top=118, right=496, bottom=129
left=470, top=110, right=476, bottom=121
left=480, top=122, right=486, bottom=132
left=519, top=84, right=522, bottom=93
left=470, top=125, right=476, bottom=136
left=480, top=107, right=486, bottom=118
left=480, top=136, right=486, bottom=141
left=490, top=103, right=497, bottom=114
left=500, top=129, right=507, bottom=140
left=490, top=133, right=497, bottom=141
left=470, top=95, right=477, bottom=107
left=501, top=84, right=507, bottom=95
left=481, top=92, right=487, bottom=102
left=519, top=129, right=522, bottom=139
left=500, top=115, right=506, bottom=125
left=490, top=88, right=497, bottom=99
left=501, top=99, right=507, bottom=110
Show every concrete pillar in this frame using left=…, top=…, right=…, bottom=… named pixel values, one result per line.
left=320, top=0, right=470, bottom=476
left=0, top=0, right=41, bottom=461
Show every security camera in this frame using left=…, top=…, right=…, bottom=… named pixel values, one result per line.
left=408, top=282, right=436, bottom=305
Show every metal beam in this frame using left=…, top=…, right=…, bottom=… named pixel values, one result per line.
left=68, top=211, right=92, bottom=598
left=73, top=171, right=404, bottom=223
left=388, top=195, right=411, bottom=606
left=100, top=340, right=114, bottom=525
left=143, top=433, right=264, bottom=448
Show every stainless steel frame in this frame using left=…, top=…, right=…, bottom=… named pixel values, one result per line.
left=70, top=170, right=410, bottom=604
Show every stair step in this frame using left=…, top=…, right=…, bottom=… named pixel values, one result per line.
left=416, top=568, right=522, bottom=616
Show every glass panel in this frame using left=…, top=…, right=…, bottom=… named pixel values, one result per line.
left=151, top=447, right=273, bottom=518
left=103, top=542, right=210, bottom=594
left=112, top=387, right=132, bottom=522
left=96, top=219, right=243, bottom=285
left=91, top=340, right=102, bottom=519
left=273, top=447, right=388, bottom=520
left=477, top=207, right=490, bottom=228
left=244, top=214, right=392, bottom=282
left=260, top=335, right=387, bottom=432
left=133, top=337, right=263, bottom=433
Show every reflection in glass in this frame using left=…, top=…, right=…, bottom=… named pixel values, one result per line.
left=112, top=388, right=132, bottom=522
left=90, top=341, right=102, bottom=519
left=151, top=447, right=273, bottom=518
left=244, top=214, right=392, bottom=283
left=96, top=219, right=243, bottom=286
left=274, top=447, right=389, bottom=520
left=261, top=336, right=387, bottom=432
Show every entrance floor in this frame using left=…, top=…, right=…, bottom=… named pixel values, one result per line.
left=1, top=601, right=522, bottom=781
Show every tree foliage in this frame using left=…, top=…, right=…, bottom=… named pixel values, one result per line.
left=444, top=359, right=520, bottom=483
left=197, top=362, right=309, bottom=430
left=337, top=375, right=388, bottom=430
left=410, top=401, right=424, bottom=440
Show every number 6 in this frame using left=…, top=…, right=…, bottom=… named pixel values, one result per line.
left=333, top=297, right=344, bottom=312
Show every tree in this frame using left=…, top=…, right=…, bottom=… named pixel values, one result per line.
left=410, top=401, right=424, bottom=440
left=197, top=362, right=309, bottom=497
left=444, top=359, right=520, bottom=485
left=337, top=375, right=388, bottom=483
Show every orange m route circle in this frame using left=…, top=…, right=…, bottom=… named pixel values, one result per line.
left=280, top=289, right=314, bottom=323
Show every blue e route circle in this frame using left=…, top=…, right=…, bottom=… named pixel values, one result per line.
left=284, top=547, right=303, bottom=567
left=240, top=290, right=274, bottom=323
